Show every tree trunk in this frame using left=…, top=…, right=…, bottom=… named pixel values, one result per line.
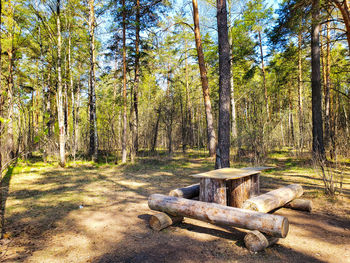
left=89, top=0, right=98, bottom=161
left=121, top=0, right=127, bottom=163
left=311, top=0, right=325, bottom=159
left=57, top=0, right=65, bottom=167
left=192, top=0, right=216, bottom=157
left=288, top=84, right=295, bottom=146
left=7, top=47, right=14, bottom=160
left=258, top=31, right=269, bottom=119
left=134, top=0, right=140, bottom=153
left=216, top=0, right=231, bottom=168
left=324, top=20, right=331, bottom=149
left=151, top=106, right=161, bottom=152
left=6, top=0, right=15, bottom=160
left=297, top=26, right=304, bottom=150
left=148, top=194, right=289, bottom=238
left=242, top=184, right=303, bottom=213
left=0, top=0, right=2, bottom=177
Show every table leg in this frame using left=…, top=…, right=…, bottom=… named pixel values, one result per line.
left=199, top=178, right=226, bottom=205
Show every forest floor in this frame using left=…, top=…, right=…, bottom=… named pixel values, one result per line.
left=0, top=150, right=350, bottom=263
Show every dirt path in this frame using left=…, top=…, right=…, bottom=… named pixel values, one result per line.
left=1, top=154, right=349, bottom=262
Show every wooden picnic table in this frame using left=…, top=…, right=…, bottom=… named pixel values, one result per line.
left=190, top=167, right=272, bottom=207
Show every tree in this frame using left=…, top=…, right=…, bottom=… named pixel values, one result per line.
left=216, top=0, right=231, bottom=168
left=121, top=0, right=127, bottom=163
left=311, top=0, right=325, bottom=158
left=56, top=0, right=65, bottom=167
left=88, top=0, right=98, bottom=161
left=192, top=0, right=216, bottom=157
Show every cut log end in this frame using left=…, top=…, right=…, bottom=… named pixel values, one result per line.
left=244, top=230, right=279, bottom=252
left=149, top=212, right=183, bottom=231
left=281, top=217, right=289, bottom=238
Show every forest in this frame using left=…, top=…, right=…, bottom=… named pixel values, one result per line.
left=0, top=0, right=349, bottom=262
left=0, top=0, right=349, bottom=168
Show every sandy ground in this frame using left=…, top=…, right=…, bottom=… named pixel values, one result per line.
left=0, top=155, right=349, bottom=263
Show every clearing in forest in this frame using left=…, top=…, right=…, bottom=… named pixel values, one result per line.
left=0, top=151, right=350, bottom=263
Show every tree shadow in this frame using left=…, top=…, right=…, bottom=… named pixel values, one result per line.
left=1, top=165, right=15, bottom=238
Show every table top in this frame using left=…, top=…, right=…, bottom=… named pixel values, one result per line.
left=189, top=167, right=261, bottom=180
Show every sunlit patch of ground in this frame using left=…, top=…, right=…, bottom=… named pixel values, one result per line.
left=0, top=150, right=349, bottom=262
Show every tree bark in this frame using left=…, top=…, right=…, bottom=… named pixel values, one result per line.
left=6, top=0, right=14, bottom=160
left=169, top=184, right=200, bottom=199
left=324, top=19, right=331, bottom=149
left=216, top=0, right=231, bottom=168
left=258, top=30, right=269, bottom=119
left=89, top=0, right=98, bottom=161
left=0, top=0, right=2, bottom=177
left=57, top=0, right=65, bottom=167
left=134, top=0, right=140, bottom=153
left=311, top=0, right=325, bottom=159
left=192, top=0, right=216, bottom=157
left=297, top=26, right=304, bottom=150
left=148, top=194, right=289, bottom=238
left=121, top=0, right=127, bottom=163
left=199, top=178, right=226, bottom=205
left=151, top=105, right=161, bottom=152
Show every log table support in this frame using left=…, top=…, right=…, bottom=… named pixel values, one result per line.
left=244, top=230, right=279, bottom=252
left=149, top=212, right=183, bottom=231
left=227, top=173, right=260, bottom=208
left=285, top=199, right=312, bottom=212
left=199, top=178, right=226, bottom=205
left=190, top=168, right=262, bottom=207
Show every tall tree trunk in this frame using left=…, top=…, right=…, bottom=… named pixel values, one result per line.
left=88, top=0, right=98, bottom=161
left=121, top=0, right=127, bottom=163
left=151, top=105, right=161, bottom=152
left=311, top=0, right=325, bottom=159
left=258, top=31, right=269, bottom=120
left=134, top=0, right=140, bottom=153
left=69, top=32, right=76, bottom=160
left=288, top=84, right=295, bottom=146
left=192, top=0, right=216, bottom=157
left=216, top=0, right=231, bottom=168
left=6, top=0, right=14, bottom=160
left=0, top=0, right=2, bottom=177
left=297, top=26, right=304, bottom=150
left=7, top=46, right=14, bottom=160
left=324, top=20, right=331, bottom=149
left=57, top=0, right=65, bottom=167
